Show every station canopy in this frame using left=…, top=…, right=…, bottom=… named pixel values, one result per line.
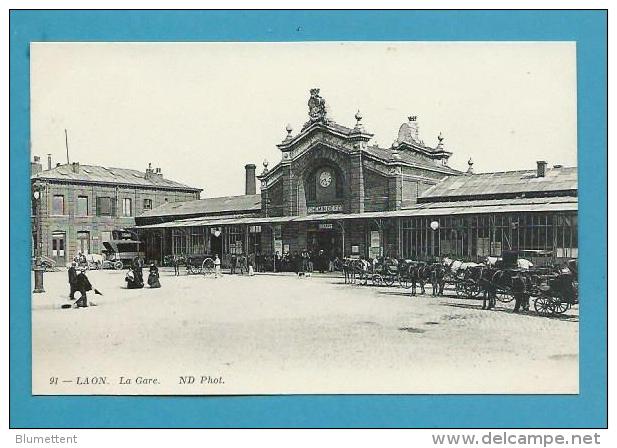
left=135, top=196, right=577, bottom=230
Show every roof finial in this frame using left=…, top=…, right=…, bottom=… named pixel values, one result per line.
left=283, top=123, right=293, bottom=142
left=352, top=109, right=365, bottom=133
left=467, top=158, right=474, bottom=174
left=436, top=132, right=445, bottom=150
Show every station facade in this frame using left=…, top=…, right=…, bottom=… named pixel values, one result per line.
left=135, top=89, right=578, bottom=267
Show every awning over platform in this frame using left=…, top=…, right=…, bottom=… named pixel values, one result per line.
left=135, top=197, right=578, bottom=229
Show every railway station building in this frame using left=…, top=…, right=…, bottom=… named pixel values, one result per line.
left=135, top=89, right=578, bottom=267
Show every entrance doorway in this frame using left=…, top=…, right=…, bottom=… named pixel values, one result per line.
left=307, top=228, right=341, bottom=258
left=77, top=231, right=90, bottom=255
left=51, top=231, right=66, bottom=266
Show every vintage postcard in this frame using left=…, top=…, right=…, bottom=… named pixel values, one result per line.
left=29, top=42, right=578, bottom=395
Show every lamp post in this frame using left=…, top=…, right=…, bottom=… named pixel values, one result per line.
left=430, top=220, right=439, bottom=260
left=32, top=183, right=45, bottom=293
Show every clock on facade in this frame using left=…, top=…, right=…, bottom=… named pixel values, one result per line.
left=319, top=170, right=332, bottom=188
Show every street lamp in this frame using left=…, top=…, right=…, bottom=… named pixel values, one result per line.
left=32, top=184, right=45, bottom=293
left=430, top=220, right=439, bottom=260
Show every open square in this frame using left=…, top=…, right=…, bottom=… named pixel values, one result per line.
left=32, top=269, right=578, bottom=395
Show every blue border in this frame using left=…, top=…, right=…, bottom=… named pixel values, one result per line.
left=9, top=10, right=607, bottom=428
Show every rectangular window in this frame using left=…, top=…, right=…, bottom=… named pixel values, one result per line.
left=96, top=197, right=115, bottom=216
left=77, top=196, right=88, bottom=216
left=122, top=198, right=133, bottom=217
left=52, top=195, right=65, bottom=215
left=101, top=231, right=112, bottom=243
left=143, top=199, right=153, bottom=211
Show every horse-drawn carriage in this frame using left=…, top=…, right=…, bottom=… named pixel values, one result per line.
left=184, top=254, right=216, bottom=275
left=532, top=259, right=578, bottom=316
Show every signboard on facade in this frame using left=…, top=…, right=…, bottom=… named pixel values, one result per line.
left=307, top=204, right=343, bottom=214
left=274, top=225, right=282, bottom=239
left=319, top=223, right=333, bottom=230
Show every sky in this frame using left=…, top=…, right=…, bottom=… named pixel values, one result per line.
left=30, top=42, right=577, bottom=198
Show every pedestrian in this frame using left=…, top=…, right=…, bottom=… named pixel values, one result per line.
left=75, top=268, right=93, bottom=308
left=230, top=253, right=237, bottom=274
left=173, top=254, right=181, bottom=276
left=132, top=257, right=144, bottom=286
left=68, top=261, right=78, bottom=300
left=248, top=253, right=255, bottom=277
left=238, top=253, right=246, bottom=275
left=512, top=272, right=529, bottom=313
left=214, top=254, right=221, bottom=278
left=148, top=263, right=161, bottom=288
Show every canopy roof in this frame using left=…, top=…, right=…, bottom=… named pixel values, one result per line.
left=136, top=196, right=577, bottom=229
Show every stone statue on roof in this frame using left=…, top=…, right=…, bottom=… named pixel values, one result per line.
left=307, top=88, right=327, bottom=123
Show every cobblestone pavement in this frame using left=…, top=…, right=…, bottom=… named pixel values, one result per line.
left=32, top=269, right=578, bottom=395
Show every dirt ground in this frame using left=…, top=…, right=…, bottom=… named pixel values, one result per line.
left=31, top=268, right=578, bottom=395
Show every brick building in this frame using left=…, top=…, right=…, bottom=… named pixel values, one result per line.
left=135, top=89, right=578, bottom=267
left=31, top=157, right=201, bottom=266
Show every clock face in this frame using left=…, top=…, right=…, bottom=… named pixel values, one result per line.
left=319, top=170, right=332, bottom=188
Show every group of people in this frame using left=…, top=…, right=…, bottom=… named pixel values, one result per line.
left=125, top=257, right=161, bottom=289
left=229, top=253, right=255, bottom=276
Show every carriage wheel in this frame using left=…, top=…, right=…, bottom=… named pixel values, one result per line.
left=113, top=261, right=123, bottom=270
left=399, top=278, right=413, bottom=289
left=551, top=300, right=570, bottom=315
left=202, top=258, right=215, bottom=276
left=372, top=274, right=383, bottom=286
left=534, top=296, right=554, bottom=317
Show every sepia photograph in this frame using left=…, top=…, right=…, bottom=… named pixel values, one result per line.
left=29, top=41, right=579, bottom=396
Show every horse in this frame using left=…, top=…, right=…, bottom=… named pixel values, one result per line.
left=403, top=261, right=432, bottom=296
left=430, top=263, right=446, bottom=296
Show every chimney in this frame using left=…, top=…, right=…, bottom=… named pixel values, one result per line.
left=245, top=163, right=256, bottom=195
left=536, top=160, right=547, bottom=178
left=31, top=155, right=42, bottom=176
left=155, top=167, right=163, bottom=178
left=47, top=154, right=52, bottom=170
left=145, top=163, right=153, bottom=180
left=71, top=161, right=80, bottom=174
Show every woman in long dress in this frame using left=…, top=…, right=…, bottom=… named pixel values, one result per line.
left=147, top=263, right=161, bottom=288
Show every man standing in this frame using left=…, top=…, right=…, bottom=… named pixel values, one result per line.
left=68, top=262, right=78, bottom=300
left=512, top=272, right=529, bottom=313
left=173, top=254, right=181, bottom=276
left=230, top=253, right=237, bottom=275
